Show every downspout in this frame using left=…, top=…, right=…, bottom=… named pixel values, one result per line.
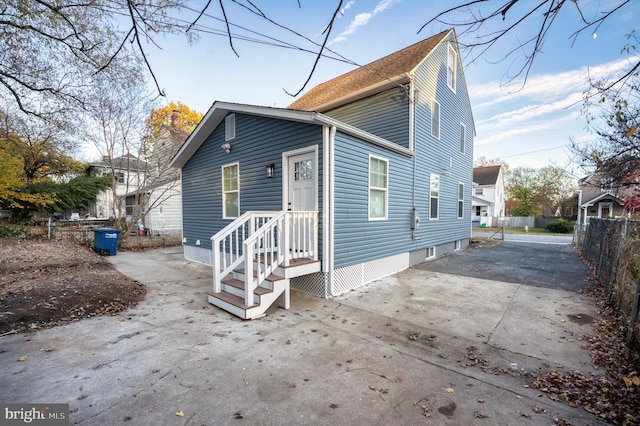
left=409, top=75, right=421, bottom=240
left=323, top=125, right=336, bottom=298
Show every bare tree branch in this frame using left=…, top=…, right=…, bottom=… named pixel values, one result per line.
left=186, top=0, right=213, bottom=32
left=284, top=0, right=344, bottom=97
left=420, top=0, right=636, bottom=91
left=218, top=0, right=239, bottom=57
left=125, top=0, right=165, bottom=97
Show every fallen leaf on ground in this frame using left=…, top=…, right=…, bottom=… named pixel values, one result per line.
left=17, top=356, right=27, bottom=362
left=174, top=410, right=184, bottom=417
left=445, top=388, right=454, bottom=393
left=622, top=376, right=640, bottom=387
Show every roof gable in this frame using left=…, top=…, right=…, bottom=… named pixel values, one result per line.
left=169, top=101, right=414, bottom=169
left=581, top=191, right=625, bottom=207
left=288, top=29, right=452, bottom=112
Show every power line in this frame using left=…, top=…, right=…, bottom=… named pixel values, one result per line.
left=498, top=145, right=567, bottom=159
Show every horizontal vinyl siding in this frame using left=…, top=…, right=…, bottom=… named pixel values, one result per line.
left=147, top=184, right=182, bottom=235
left=325, top=87, right=411, bottom=148
left=182, top=113, right=324, bottom=251
left=333, top=132, right=415, bottom=269
left=410, top=32, right=473, bottom=247
left=332, top=35, right=474, bottom=268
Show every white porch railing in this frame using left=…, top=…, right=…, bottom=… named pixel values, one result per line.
left=211, top=211, right=318, bottom=306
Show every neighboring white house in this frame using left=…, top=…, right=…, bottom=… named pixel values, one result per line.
left=86, top=154, right=147, bottom=221
left=472, top=165, right=505, bottom=227
left=124, top=178, right=182, bottom=236
left=125, top=111, right=187, bottom=236
left=85, top=112, right=186, bottom=236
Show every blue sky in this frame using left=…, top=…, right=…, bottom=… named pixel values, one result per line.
left=143, top=0, right=639, bottom=175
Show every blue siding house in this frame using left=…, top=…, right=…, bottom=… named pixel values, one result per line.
left=170, top=29, right=475, bottom=318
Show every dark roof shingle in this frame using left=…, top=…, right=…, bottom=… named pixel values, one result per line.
left=288, top=29, right=452, bottom=111
left=473, top=166, right=502, bottom=186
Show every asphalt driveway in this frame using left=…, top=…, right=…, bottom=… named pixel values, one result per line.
left=416, top=240, right=590, bottom=292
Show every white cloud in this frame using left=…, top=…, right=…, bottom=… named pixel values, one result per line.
left=474, top=115, right=575, bottom=146
left=343, top=12, right=372, bottom=35
left=329, top=0, right=400, bottom=45
left=471, top=57, right=634, bottom=109
left=373, top=0, right=399, bottom=14
left=469, top=55, right=636, bottom=159
left=339, top=0, right=357, bottom=16
left=477, top=92, right=585, bottom=130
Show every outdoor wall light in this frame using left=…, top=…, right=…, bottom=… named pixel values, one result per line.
left=221, top=143, right=231, bottom=154
left=266, top=164, right=275, bottom=178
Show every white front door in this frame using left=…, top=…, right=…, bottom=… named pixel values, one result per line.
left=287, top=151, right=317, bottom=212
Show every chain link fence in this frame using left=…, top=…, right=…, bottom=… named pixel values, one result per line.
left=575, top=218, right=640, bottom=350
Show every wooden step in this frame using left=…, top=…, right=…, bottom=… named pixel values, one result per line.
left=234, top=269, right=285, bottom=282
left=208, top=291, right=251, bottom=319
left=222, top=277, right=272, bottom=296
left=209, top=290, right=247, bottom=309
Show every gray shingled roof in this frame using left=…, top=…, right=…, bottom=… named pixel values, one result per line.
left=288, top=29, right=452, bottom=112
left=473, top=166, right=502, bottom=186
left=90, top=154, right=147, bottom=172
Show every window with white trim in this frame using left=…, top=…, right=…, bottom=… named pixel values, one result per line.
left=222, top=163, right=239, bottom=218
left=116, top=172, right=125, bottom=184
left=431, top=100, right=440, bottom=139
left=225, top=114, right=235, bottom=141
left=369, top=156, right=388, bottom=220
left=430, top=173, right=440, bottom=220
left=458, top=182, right=464, bottom=219
left=427, top=246, right=436, bottom=259
left=460, top=123, right=466, bottom=154
left=447, top=45, right=457, bottom=92
left=475, top=188, right=484, bottom=195
left=454, top=240, right=461, bottom=250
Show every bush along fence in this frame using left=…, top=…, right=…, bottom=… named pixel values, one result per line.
left=575, top=218, right=640, bottom=350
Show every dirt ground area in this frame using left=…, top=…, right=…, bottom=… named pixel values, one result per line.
left=0, top=239, right=147, bottom=334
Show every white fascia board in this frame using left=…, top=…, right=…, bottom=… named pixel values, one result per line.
left=169, top=102, right=319, bottom=169
left=580, top=191, right=624, bottom=207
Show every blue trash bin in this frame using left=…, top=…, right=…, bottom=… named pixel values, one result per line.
left=93, top=228, right=121, bottom=256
